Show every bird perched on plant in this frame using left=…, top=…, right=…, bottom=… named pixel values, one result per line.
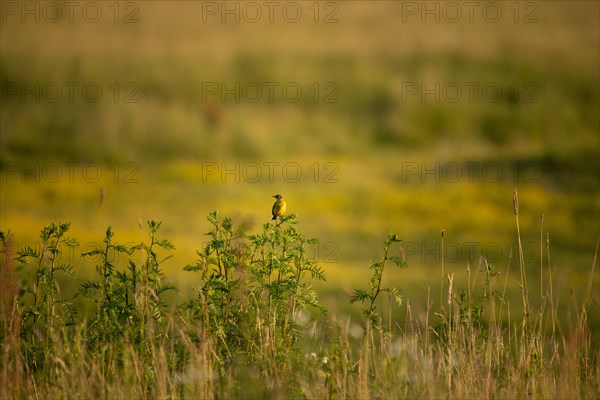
left=271, top=194, right=286, bottom=221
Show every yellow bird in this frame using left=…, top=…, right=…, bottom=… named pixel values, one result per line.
left=271, top=194, right=286, bottom=221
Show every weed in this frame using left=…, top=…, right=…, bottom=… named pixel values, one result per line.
left=0, top=194, right=598, bottom=398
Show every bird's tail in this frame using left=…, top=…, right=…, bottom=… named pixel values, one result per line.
left=271, top=215, right=276, bottom=221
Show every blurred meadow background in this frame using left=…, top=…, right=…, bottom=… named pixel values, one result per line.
left=1, top=0, right=599, bottom=332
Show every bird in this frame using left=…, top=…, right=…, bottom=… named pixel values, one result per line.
left=271, top=194, right=286, bottom=221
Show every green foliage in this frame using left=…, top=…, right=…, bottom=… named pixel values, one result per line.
left=9, top=220, right=179, bottom=392
left=129, top=220, right=177, bottom=333
left=0, top=210, right=598, bottom=399
left=78, top=226, right=134, bottom=348
left=181, top=211, right=251, bottom=351
left=181, top=211, right=326, bottom=378
left=78, top=222, right=176, bottom=344
left=350, top=234, right=406, bottom=326
left=15, top=222, right=78, bottom=374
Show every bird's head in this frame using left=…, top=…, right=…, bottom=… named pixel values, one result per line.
left=273, top=194, right=283, bottom=199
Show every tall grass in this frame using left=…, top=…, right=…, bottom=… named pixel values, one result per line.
left=0, top=192, right=598, bottom=398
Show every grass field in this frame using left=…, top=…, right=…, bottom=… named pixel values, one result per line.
left=1, top=1, right=599, bottom=398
